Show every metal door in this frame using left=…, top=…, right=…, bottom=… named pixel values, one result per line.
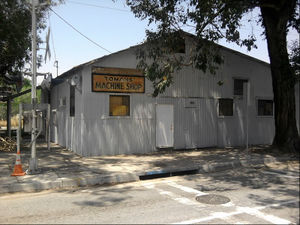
left=156, top=104, right=174, bottom=148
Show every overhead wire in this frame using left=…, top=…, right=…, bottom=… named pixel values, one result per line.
left=67, top=0, right=130, bottom=13
left=49, top=8, right=112, bottom=54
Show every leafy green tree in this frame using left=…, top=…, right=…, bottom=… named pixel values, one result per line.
left=0, top=0, right=30, bottom=86
left=11, top=78, right=41, bottom=116
left=127, top=0, right=300, bottom=152
left=0, top=78, right=41, bottom=120
left=0, top=0, right=60, bottom=89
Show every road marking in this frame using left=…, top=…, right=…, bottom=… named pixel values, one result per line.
left=144, top=181, right=298, bottom=224
left=262, top=170, right=299, bottom=179
left=142, top=183, right=200, bottom=206
left=173, top=199, right=298, bottom=224
left=237, top=206, right=291, bottom=224
left=164, top=181, right=207, bottom=196
left=165, top=181, right=235, bottom=207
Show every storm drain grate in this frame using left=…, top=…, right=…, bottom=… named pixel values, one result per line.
left=139, top=169, right=199, bottom=180
left=196, top=194, right=230, bottom=205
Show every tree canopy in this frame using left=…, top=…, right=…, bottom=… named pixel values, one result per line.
left=0, top=0, right=56, bottom=91
left=127, top=0, right=300, bottom=152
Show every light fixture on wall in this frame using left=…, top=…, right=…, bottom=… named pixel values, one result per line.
left=67, top=74, right=82, bottom=93
left=70, top=74, right=80, bottom=86
left=40, top=73, right=52, bottom=90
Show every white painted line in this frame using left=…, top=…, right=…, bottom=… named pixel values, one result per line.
left=165, top=181, right=207, bottom=196
left=142, top=182, right=199, bottom=206
left=173, top=210, right=243, bottom=224
left=222, top=201, right=235, bottom=207
left=238, top=206, right=291, bottom=224
left=262, top=171, right=299, bottom=179
left=166, top=181, right=235, bottom=207
left=156, top=187, right=199, bottom=206
left=142, top=183, right=155, bottom=189
left=173, top=199, right=298, bottom=224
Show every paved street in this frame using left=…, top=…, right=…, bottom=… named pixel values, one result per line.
left=0, top=163, right=299, bottom=224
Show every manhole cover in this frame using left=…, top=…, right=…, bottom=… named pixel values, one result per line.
left=196, top=194, right=230, bottom=205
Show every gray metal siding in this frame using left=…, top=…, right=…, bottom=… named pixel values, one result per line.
left=49, top=39, right=299, bottom=156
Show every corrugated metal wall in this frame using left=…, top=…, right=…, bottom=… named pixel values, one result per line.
left=49, top=39, right=299, bottom=156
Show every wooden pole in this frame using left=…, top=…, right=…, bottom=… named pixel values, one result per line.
left=6, top=98, right=11, bottom=138
left=46, top=104, right=51, bottom=151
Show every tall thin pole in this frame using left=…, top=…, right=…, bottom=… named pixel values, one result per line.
left=17, top=103, right=22, bottom=153
left=6, top=98, right=11, bottom=138
left=28, top=0, right=38, bottom=173
left=246, top=82, right=250, bottom=151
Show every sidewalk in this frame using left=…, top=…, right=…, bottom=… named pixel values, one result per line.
left=0, top=142, right=298, bottom=194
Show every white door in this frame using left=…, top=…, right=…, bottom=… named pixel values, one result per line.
left=156, top=104, right=174, bottom=148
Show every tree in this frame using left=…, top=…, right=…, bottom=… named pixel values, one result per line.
left=0, top=0, right=30, bottom=87
left=0, top=0, right=58, bottom=90
left=0, top=78, right=41, bottom=120
left=127, top=0, right=300, bottom=152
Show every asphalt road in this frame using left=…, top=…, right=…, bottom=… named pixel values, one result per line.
left=0, top=164, right=299, bottom=224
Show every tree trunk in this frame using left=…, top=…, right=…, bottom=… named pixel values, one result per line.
left=260, top=0, right=300, bottom=152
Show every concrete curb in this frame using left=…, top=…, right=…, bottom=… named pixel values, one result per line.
left=0, top=156, right=294, bottom=195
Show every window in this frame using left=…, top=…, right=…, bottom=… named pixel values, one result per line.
left=173, top=37, right=185, bottom=53
left=165, top=36, right=185, bottom=53
left=258, top=99, right=273, bottom=116
left=109, top=95, right=130, bottom=116
left=234, top=79, right=248, bottom=96
left=219, top=98, right=233, bottom=116
left=70, top=86, right=75, bottom=117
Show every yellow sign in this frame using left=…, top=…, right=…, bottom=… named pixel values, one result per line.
left=92, top=67, right=145, bottom=93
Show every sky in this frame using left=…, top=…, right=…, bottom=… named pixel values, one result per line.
left=35, top=0, right=299, bottom=84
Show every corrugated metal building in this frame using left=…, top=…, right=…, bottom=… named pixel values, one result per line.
left=45, top=36, right=300, bottom=156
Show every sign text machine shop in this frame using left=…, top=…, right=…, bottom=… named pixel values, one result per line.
left=92, top=74, right=145, bottom=93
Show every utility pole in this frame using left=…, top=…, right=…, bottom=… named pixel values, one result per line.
left=28, top=0, right=39, bottom=174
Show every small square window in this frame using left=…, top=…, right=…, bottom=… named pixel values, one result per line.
left=258, top=99, right=273, bottom=116
left=234, top=79, right=248, bottom=96
left=219, top=98, right=233, bottom=116
left=109, top=95, right=130, bottom=116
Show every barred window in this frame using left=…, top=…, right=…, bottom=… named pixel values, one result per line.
left=234, top=79, right=248, bottom=96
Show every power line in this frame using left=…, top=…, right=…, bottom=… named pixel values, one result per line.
left=50, top=8, right=112, bottom=54
left=67, top=0, right=130, bottom=13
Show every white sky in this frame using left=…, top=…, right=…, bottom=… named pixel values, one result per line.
left=35, top=0, right=299, bottom=84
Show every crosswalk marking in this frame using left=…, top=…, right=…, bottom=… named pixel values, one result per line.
left=142, top=180, right=297, bottom=225
left=174, top=199, right=298, bottom=224
left=142, top=183, right=199, bottom=206
left=237, top=206, right=292, bottom=224
left=164, top=181, right=207, bottom=196
left=165, top=181, right=234, bottom=207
